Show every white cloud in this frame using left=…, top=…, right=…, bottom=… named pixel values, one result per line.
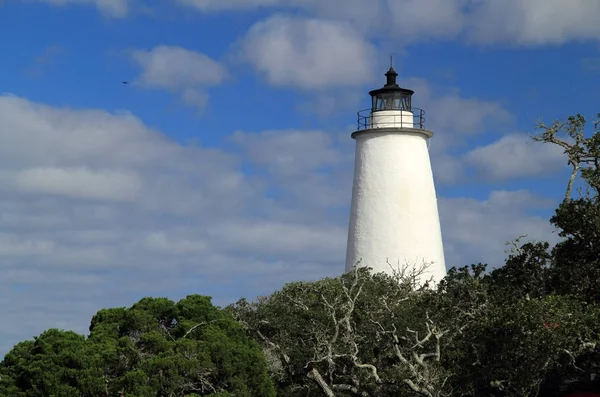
left=95, top=0, right=128, bottom=16
left=130, top=46, right=227, bottom=110
left=0, top=234, right=55, bottom=257
left=24, top=0, right=600, bottom=44
left=178, top=0, right=384, bottom=31
left=465, top=133, right=566, bottom=180
left=211, top=221, right=347, bottom=261
left=385, top=0, right=468, bottom=42
left=183, top=0, right=600, bottom=45
left=0, top=94, right=343, bottom=355
left=439, top=190, right=559, bottom=269
left=0, top=94, right=248, bottom=212
left=180, top=88, right=210, bottom=109
left=30, top=0, right=130, bottom=17
left=230, top=129, right=346, bottom=177
left=144, top=231, right=209, bottom=254
left=433, top=154, right=466, bottom=185
left=237, top=15, right=378, bottom=90
left=14, top=167, right=141, bottom=202
left=177, top=0, right=279, bottom=11
left=132, top=46, right=226, bottom=89
left=231, top=129, right=353, bottom=211
left=295, top=90, right=364, bottom=118
left=466, top=0, right=600, bottom=45
left=404, top=78, right=514, bottom=138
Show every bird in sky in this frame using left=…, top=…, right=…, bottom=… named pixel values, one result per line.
left=122, top=81, right=129, bottom=84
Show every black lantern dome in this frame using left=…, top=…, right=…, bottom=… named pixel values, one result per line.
left=369, top=66, right=414, bottom=113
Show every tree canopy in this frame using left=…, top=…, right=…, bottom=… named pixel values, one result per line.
left=0, top=295, right=275, bottom=397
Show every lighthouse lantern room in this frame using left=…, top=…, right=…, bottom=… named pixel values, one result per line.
left=345, top=64, right=447, bottom=287
left=371, top=67, right=412, bottom=110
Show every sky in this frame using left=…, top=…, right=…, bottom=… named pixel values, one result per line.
left=0, top=0, right=600, bottom=356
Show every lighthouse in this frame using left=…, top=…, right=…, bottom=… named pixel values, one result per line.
left=345, top=65, right=446, bottom=286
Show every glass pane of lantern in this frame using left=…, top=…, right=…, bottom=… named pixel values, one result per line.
left=401, top=96, right=409, bottom=110
left=384, top=93, right=394, bottom=109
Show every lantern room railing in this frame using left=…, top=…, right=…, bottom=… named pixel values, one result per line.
left=356, top=108, right=426, bottom=131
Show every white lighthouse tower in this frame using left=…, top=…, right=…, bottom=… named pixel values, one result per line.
left=345, top=65, right=446, bottom=286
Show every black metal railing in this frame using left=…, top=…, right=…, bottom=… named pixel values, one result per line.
left=356, top=107, right=426, bottom=131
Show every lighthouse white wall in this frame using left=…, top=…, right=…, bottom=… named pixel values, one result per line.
left=345, top=128, right=446, bottom=286
left=370, top=110, right=414, bottom=129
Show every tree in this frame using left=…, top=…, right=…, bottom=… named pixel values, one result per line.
left=0, top=329, right=103, bottom=397
left=532, top=113, right=600, bottom=301
left=531, top=113, right=600, bottom=200
left=487, top=240, right=553, bottom=301
left=0, top=295, right=275, bottom=397
left=459, top=295, right=600, bottom=396
left=231, top=266, right=458, bottom=397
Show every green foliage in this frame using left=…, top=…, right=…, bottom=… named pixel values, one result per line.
left=230, top=263, right=600, bottom=397
left=550, top=198, right=600, bottom=300
left=533, top=113, right=600, bottom=198
left=0, top=329, right=101, bottom=397
left=231, top=268, right=456, bottom=396
left=0, top=295, right=275, bottom=397
left=488, top=241, right=553, bottom=301
left=459, top=295, right=600, bottom=396
left=532, top=113, right=600, bottom=302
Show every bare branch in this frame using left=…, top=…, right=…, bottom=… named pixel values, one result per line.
left=183, top=319, right=223, bottom=338
left=307, top=368, right=335, bottom=397
left=387, top=258, right=435, bottom=290
left=332, top=383, right=370, bottom=396
left=530, top=115, right=596, bottom=200
left=159, top=323, right=176, bottom=342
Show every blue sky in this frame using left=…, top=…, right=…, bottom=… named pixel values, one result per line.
left=1, top=0, right=600, bottom=355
